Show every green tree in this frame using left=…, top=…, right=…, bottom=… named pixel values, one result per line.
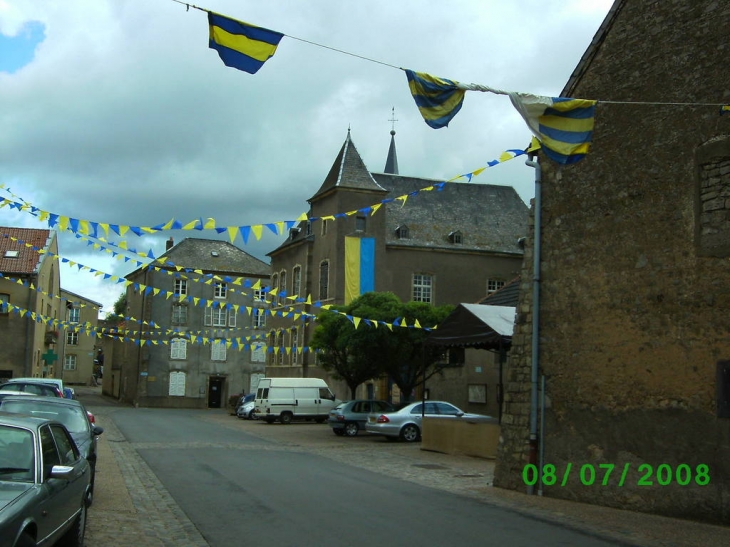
left=104, top=291, right=127, bottom=324
left=382, top=300, right=455, bottom=401
left=311, top=292, right=455, bottom=401
left=311, top=292, right=400, bottom=399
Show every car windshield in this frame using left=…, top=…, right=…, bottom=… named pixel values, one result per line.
left=243, top=394, right=255, bottom=403
left=1, top=401, right=89, bottom=434
left=0, top=425, right=35, bottom=482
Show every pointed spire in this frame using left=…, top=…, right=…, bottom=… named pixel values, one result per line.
left=308, top=129, right=387, bottom=202
left=384, top=107, right=399, bottom=174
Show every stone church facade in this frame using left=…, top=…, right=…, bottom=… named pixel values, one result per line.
left=264, top=129, right=529, bottom=407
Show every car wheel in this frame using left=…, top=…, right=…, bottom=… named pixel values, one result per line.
left=15, top=533, right=35, bottom=547
left=57, top=501, right=86, bottom=547
left=280, top=412, right=293, bottom=425
left=248, top=410, right=255, bottom=420
left=344, top=422, right=359, bottom=437
left=333, top=429, right=345, bottom=436
left=83, top=462, right=95, bottom=507
left=400, top=424, right=420, bottom=442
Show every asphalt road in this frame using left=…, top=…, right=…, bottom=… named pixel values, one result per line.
left=108, top=407, right=622, bottom=547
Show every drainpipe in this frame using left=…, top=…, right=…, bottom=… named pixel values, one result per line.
left=525, top=155, right=542, bottom=495
left=24, top=275, right=34, bottom=376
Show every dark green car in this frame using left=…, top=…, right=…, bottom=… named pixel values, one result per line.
left=328, top=400, right=395, bottom=437
left=0, top=412, right=91, bottom=547
left=0, top=397, right=103, bottom=506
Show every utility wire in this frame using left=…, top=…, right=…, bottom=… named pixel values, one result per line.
left=171, top=0, right=728, bottom=109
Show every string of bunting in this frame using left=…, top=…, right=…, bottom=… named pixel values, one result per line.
left=174, top=1, right=729, bottom=165
left=1, top=141, right=539, bottom=255
left=0, top=233, right=438, bottom=335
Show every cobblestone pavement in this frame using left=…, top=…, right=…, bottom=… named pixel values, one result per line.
left=79, top=387, right=730, bottom=547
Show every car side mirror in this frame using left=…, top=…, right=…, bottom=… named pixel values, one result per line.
left=49, top=465, right=75, bottom=480
left=456, top=412, right=465, bottom=417
left=93, top=426, right=104, bottom=436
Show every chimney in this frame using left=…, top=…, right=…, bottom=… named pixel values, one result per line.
left=166, top=237, right=174, bottom=250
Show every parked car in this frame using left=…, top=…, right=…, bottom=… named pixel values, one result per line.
left=0, top=412, right=91, bottom=547
left=236, top=393, right=257, bottom=420
left=63, top=387, right=76, bottom=400
left=0, top=381, right=63, bottom=398
left=0, top=396, right=104, bottom=506
left=365, top=401, right=488, bottom=442
left=328, top=400, right=394, bottom=437
left=5, top=377, right=65, bottom=397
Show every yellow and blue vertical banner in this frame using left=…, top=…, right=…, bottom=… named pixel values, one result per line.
left=345, top=236, right=375, bottom=304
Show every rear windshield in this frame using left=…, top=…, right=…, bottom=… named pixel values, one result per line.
left=2, top=401, right=88, bottom=434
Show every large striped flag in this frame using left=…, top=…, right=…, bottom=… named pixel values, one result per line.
left=508, top=93, right=597, bottom=165
left=208, top=12, right=284, bottom=74
left=405, top=70, right=466, bottom=129
left=344, top=237, right=375, bottom=304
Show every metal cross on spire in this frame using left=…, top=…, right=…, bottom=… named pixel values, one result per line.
left=388, top=107, right=398, bottom=134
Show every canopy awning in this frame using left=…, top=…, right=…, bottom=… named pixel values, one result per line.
left=426, top=304, right=516, bottom=349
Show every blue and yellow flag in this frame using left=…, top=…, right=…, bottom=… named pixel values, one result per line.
left=405, top=70, right=466, bottom=129
left=509, top=93, right=597, bottom=164
left=345, top=237, right=375, bottom=304
left=208, top=12, right=284, bottom=74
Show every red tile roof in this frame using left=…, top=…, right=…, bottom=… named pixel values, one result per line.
left=0, top=227, right=52, bottom=275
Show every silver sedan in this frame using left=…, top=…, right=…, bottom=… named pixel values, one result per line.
left=365, top=401, right=487, bottom=442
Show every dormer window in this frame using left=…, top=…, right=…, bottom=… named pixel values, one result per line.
left=449, top=231, right=463, bottom=244
left=395, top=225, right=410, bottom=239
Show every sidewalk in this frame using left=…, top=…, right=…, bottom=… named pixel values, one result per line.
left=78, top=386, right=729, bottom=547
left=81, top=387, right=207, bottom=547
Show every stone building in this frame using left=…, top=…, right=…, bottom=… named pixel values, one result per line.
left=119, top=238, right=270, bottom=408
left=0, top=227, right=61, bottom=380
left=264, top=129, right=528, bottom=406
left=59, top=288, right=103, bottom=386
left=494, top=0, right=730, bottom=524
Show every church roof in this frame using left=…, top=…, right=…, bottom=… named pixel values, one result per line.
left=271, top=130, right=528, bottom=257
left=373, top=174, right=528, bottom=255
left=308, top=130, right=387, bottom=202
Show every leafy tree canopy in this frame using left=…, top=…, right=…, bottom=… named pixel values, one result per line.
left=310, top=292, right=455, bottom=400
left=103, top=291, right=127, bottom=324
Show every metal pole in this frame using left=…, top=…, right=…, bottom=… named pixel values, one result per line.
left=525, top=156, right=542, bottom=495
left=498, top=341, right=505, bottom=425
left=538, top=374, right=546, bottom=496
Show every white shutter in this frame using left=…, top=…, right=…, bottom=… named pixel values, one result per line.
left=169, top=371, right=186, bottom=396
left=171, top=338, right=187, bottom=359
left=211, top=339, right=226, bottom=361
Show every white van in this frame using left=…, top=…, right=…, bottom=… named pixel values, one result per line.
left=255, top=378, right=338, bottom=424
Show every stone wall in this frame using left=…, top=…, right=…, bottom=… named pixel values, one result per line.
left=494, top=0, right=730, bottom=524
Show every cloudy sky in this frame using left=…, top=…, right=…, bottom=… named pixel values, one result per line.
left=0, top=0, right=614, bottom=317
